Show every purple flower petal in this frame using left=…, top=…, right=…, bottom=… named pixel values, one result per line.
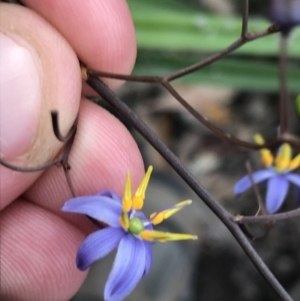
left=104, top=235, right=146, bottom=301
left=97, top=190, right=122, bottom=203
left=62, top=195, right=122, bottom=227
left=270, top=0, right=300, bottom=28
left=143, top=241, right=152, bottom=277
left=234, top=169, right=275, bottom=194
left=285, top=173, right=300, bottom=188
left=266, top=176, right=289, bottom=213
left=76, top=227, right=125, bottom=270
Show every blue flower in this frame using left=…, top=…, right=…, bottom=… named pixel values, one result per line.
left=62, top=166, right=197, bottom=301
left=234, top=134, right=300, bottom=213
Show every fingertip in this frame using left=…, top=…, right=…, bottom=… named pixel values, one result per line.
left=23, top=0, right=137, bottom=90
left=25, top=99, right=145, bottom=226
left=1, top=200, right=87, bottom=301
left=0, top=3, right=81, bottom=207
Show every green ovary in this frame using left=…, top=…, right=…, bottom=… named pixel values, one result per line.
left=128, top=217, right=145, bottom=235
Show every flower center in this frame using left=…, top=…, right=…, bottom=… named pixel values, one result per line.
left=128, top=217, right=144, bottom=235
left=273, top=167, right=288, bottom=174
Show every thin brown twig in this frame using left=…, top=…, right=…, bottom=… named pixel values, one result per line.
left=0, top=156, right=62, bottom=172
left=246, top=161, right=267, bottom=215
left=238, top=223, right=269, bottom=241
left=51, top=111, right=102, bottom=227
left=50, top=111, right=78, bottom=197
left=85, top=21, right=297, bottom=151
left=237, top=162, right=273, bottom=240
left=51, top=111, right=78, bottom=143
left=86, top=72, right=298, bottom=151
left=241, top=0, right=249, bottom=38
left=234, top=207, right=300, bottom=224
left=161, top=81, right=279, bottom=150
left=160, top=23, right=280, bottom=81
left=87, top=69, right=161, bottom=83
left=88, top=23, right=281, bottom=84
left=0, top=112, right=78, bottom=174
left=279, top=33, right=289, bottom=134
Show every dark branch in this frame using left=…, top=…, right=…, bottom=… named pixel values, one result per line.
left=234, top=207, right=300, bottom=224
left=246, top=161, right=267, bottom=215
left=278, top=33, right=289, bottom=134
left=51, top=111, right=78, bottom=142
left=241, top=0, right=249, bottom=38
left=84, top=21, right=300, bottom=151
left=0, top=156, right=62, bottom=172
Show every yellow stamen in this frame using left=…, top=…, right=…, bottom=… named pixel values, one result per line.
left=275, top=143, right=291, bottom=171
left=150, top=200, right=192, bottom=225
left=261, top=151, right=274, bottom=167
left=119, top=210, right=129, bottom=230
left=253, top=133, right=265, bottom=145
left=131, top=196, right=144, bottom=211
left=132, top=166, right=153, bottom=210
left=140, top=230, right=198, bottom=242
left=122, top=173, right=132, bottom=212
left=289, top=154, right=300, bottom=170
left=254, top=134, right=274, bottom=167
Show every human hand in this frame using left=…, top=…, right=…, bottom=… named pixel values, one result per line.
left=0, top=1, right=144, bottom=300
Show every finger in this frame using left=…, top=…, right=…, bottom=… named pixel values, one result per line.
left=1, top=99, right=145, bottom=301
left=1, top=199, right=87, bottom=301
left=24, top=99, right=145, bottom=231
left=22, top=0, right=137, bottom=90
left=0, top=4, right=81, bottom=208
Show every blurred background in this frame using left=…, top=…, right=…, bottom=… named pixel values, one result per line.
left=72, top=0, right=300, bottom=300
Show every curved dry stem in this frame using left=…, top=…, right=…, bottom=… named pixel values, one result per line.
left=88, top=23, right=280, bottom=83
left=87, top=69, right=161, bottom=83
left=0, top=156, right=62, bottom=172
left=162, top=81, right=278, bottom=150
left=0, top=112, right=78, bottom=199
left=241, top=0, right=249, bottom=38
left=52, top=111, right=103, bottom=228
left=85, top=22, right=292, bottom=151
left=51, top=111, right=78, bottom=142
left=50, top=111, right=78, bottom=197
left=245, top=161, right=267, bottom=215
left=238, top=222, right=272, bottom=241
left=234, top=207, right=300, bottom=224
left=278, top=33, right=290, bottom=134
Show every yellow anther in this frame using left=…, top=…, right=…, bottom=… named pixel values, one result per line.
left=261, top=151, right=274, bottom=167
left=140, top=230, right=198, bottom=242
left=275, top=143, right=291, bottom=171
left=150, top=200, right=192, bottom=225
left=119, top=210, right=129, bottom=230
left=132, top=196, right=144, bottom=211
left=289, top=154, right=300, bottom=170
left=122, top=173, right=132, bottom=212
left=254, top=134, right=274, bottom=167
left=132, top=166, right=153, bottom=210
left=254, top=133, right=265, bottom=145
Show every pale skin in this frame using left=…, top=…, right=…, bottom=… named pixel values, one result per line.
left=0, top=1, right=144, bottom=300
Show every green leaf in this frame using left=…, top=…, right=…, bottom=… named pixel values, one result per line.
left=128, top=0, right=300, bottom=57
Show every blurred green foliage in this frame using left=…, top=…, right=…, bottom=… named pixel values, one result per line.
left=128, top=0, right=300, bottom=92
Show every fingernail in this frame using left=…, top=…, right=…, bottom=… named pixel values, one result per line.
left=0, top=32, right=42, bottom=159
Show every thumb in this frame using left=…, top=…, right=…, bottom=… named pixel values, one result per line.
left=0, top=3, right=81, bottom=208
